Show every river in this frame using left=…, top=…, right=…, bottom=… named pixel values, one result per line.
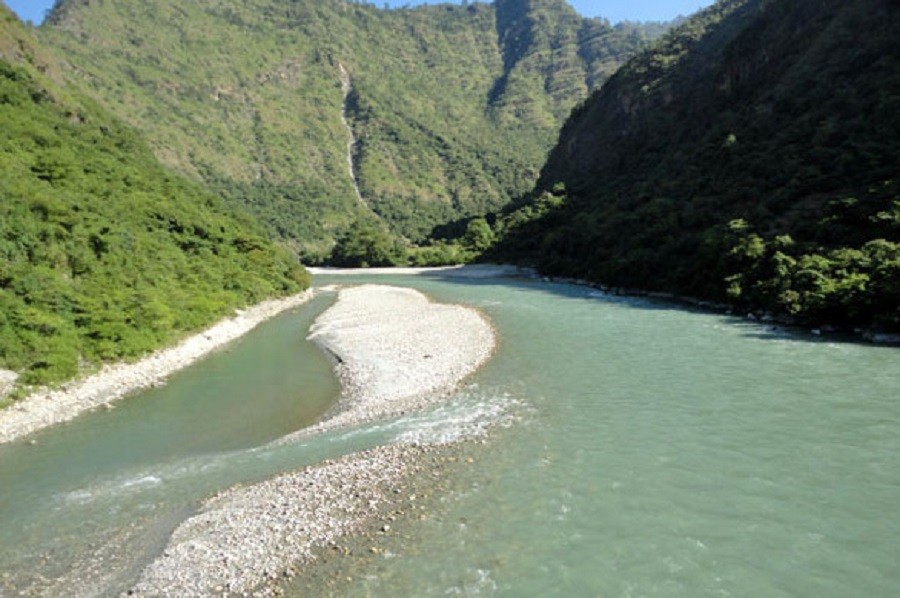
left=0, top=273, right=898, bottom=596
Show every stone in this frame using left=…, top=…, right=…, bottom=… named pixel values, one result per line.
left=0, top=369, right=18, bottom=399
left=126, top=284, right=509, bottom=596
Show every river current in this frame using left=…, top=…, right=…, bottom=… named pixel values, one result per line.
left=0, top=273, right=898, bottom=596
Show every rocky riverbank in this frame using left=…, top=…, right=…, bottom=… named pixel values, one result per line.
left=283, top=284, right=496, bottom=440
left=0, top=369, right=18, bottom=401
left=0, top=291, right=314, bottom=445
left=129, top=284, right=499, bottom=596
left=130, top=443, right=461, bottom=596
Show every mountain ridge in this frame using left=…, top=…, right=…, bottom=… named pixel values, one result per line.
left=38, top=0, right=668, bottom=258
left=0, top=5, right=309, bottom=390
left=493, top=0, right=899, bottom=331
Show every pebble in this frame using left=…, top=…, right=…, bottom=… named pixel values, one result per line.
left=0, top=291, right=315, bottom=445
left=128, top=285, right=500, bottom=596
left=278, top=285, right=496, bottom=442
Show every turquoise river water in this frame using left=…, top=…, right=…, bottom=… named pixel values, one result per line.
left=0, top=273, right=898, bottom=596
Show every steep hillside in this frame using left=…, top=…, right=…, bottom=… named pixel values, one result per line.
left=495, top=0, right=900, bottom=331
left=0, top=7, right=308, bottom=390
left=39, top=0, right=665, bottom=258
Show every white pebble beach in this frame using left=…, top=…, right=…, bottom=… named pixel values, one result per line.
left=285, top=284, right=496, bottom=439
left=129, top=283, right=498, bottom=596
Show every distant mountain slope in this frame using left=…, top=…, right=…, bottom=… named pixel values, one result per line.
left=495, top=0, right=899, bottom=331
left=39, top=0, right=666, bottom=258
left=0, top=7, right=308, bottom=390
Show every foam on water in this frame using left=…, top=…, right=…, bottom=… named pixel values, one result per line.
left=390, top=387, right=523, bottom=445
left=476, top=300, right=503, bottom=307
left=442, top=567, right=500, bottom=595
left=3, top=275, right=898, bottom=598
left=307, top=384, right=527, bottom=448
left=58, top=473, right=163, bottom=506
left=53, top=444, right=277, bottom=509
left=58, top=459, right=212, bottom=506
left=50, top=384, right=519, bottom=513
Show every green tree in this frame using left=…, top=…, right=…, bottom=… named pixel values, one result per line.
left=329, top=221, right=404, bottom=267
left=0, top=17, right=309, bottom=390
left=462, top=218, right=495, bottom=252
left=492, top=0, right=900, bottom=331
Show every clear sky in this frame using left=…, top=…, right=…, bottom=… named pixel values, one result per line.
left=4, top=0, right=714, bottom=26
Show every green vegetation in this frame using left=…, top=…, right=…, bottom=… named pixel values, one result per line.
left=327, top=216, right=492, bottom=268
left=493, top=0, right=900, bottom=331
left=0, top=0, right=668, bottom=392
left=0, top=8, right=308, bottom=389
left=39, top=0, right=667, bottom=257
left=329, top=220, right=406, bottom=268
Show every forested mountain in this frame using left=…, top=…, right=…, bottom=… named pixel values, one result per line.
left=0, top=6, right=308, bottom=391
left=39, top=0, right=666, bottom=259
left=494, top=0, right=900, bottom=331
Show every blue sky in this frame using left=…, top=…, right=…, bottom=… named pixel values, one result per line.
left=4, top=0, right=713, bottom=26
left=383, top=1, right=714, bottom=23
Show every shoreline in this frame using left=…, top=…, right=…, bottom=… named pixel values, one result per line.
left=555, top=276, right=900, bottom=345
left=0, top=290, right=315, bottom=445
left=129, top=284, right=499, bottom=596
left=521, top=270, right=900, bottom=345
left=307, top=263, right=529, bottom=278
left=281, top=284, right=497, bottom=441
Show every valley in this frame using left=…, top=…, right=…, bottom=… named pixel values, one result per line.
left=0, top=0, right=897, bottom=595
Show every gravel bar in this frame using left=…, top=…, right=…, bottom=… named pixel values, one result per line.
left=129, top=284, right=498, bottom=596
left=284, top=284, right=496, bottom=440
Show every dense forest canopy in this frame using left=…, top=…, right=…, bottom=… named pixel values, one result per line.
left=492, top=0, right=900, bottom=332
left=0, top=6, right=308, bottom=391
left=2, top=0, right=897, bottom=401
left=38, top=0, right=668, bottom=260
